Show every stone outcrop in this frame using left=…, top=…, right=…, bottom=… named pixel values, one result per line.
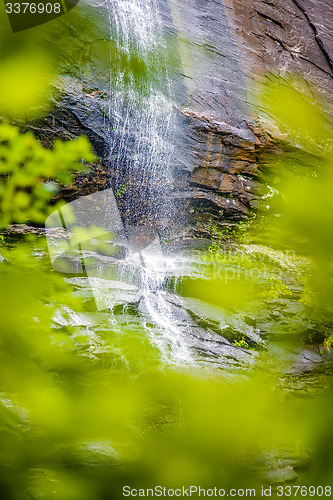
left=28, top=0, right=333, bottom=234
left=164, top=0, right=333, bottom=230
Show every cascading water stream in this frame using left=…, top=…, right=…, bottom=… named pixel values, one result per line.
left=104, top=0, right=175, bottom=226
left=96, top=0, right=194, bottom=365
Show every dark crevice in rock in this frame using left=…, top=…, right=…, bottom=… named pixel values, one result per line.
left=200, top=14, right=220, bottom=23
left=256, top=10, right=284, bottom=29
left=265, top=33, right=295, bottom=60
left=204, top=44, right=227, bottom=58
left=298, top=55, right=333, bottom=78
left=180, top=73, right=194, bottom=80
left=290, top=0, right=333, bottom=76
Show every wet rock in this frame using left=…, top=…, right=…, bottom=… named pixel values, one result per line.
left=173, top=189, right=250, bottom=219
left=260, top=450, right=311, bottom=485
left=190, top=170, right=258, bottom=203
left=2, top=224, right=47, bottom=237
left=291, top=347, right=325, bottom=373
left=163, top=0, right=333, bottom=231
left=29, top=79, right=111, bottom=159
left=166, top=294, right=265, bottom=349
left=272, top=344, right=330, bottom=376
left=266, top=467, right=298, bottom=484
left=66, top=275, right=140, bottom=310
left=138, top=292, right=258, bottom=369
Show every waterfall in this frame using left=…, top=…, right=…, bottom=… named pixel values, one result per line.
left=99, top=0, right=193, bottom=364
left=45, top=0, right=194, bottom=366
left=104, top=0, right=176, bottom=229
left=47, top=1, right=260, bottom=371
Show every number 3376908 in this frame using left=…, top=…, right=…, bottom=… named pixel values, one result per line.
left=276, top=485, right=331, bottom=496
left=5, top=3, right=61, bottom=14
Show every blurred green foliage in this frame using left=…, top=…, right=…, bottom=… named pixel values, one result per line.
left=253, top=75, right=333, bottom=342
left=0, top=11, right=333, bottom=495
left=0, top=119, right=331, bottom=500
left=0, top=0, right=176, bottom=121
left=0, top=122, right=95, bottom=226
left=0, top=229, right=314, bottom=498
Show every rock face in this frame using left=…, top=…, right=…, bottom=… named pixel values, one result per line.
left=30, top=0, right=333, bottom=234
left=27, top=80, right=113, bottom=199
left=164, top=0, right=333, bottom=231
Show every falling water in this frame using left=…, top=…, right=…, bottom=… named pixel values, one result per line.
left=100, top=0, right=193, bottom=364
left=103, top=0, right=176, bottom=228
